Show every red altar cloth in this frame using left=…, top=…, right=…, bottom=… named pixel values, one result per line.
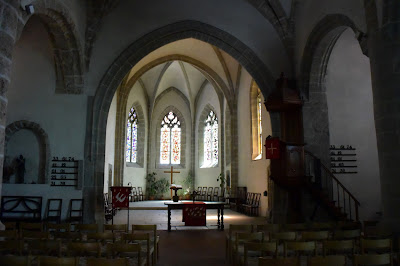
left=182, top=202, right=206, bottom=226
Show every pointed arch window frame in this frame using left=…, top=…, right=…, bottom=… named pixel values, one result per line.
left=251, top=81, right=263, bottom=160
left=202, top=110, right=219, bottom=168
left=160, top=111, right=182, bottom=165
left=126, top=107, right=139, bottom=163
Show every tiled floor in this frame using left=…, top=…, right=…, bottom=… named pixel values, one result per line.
left=110, top=200, right=267, bottom=230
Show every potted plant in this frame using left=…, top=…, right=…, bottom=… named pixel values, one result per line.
left=156, top=178, right=170, bottom=199
left=146, top=172, right=158, bottom=200
left=217, top=172, right=225, bottom=199
left=182, top=171, right=194, bottom=200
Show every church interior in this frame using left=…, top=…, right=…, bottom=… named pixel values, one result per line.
left=0, top=0, right=399, bottom=265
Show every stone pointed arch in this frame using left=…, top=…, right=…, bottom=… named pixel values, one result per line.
left=5, top=120, right=50, bottom=184
left=16, top=1, right=84, bottom=94
left=87, top=20, right=276, bottom=223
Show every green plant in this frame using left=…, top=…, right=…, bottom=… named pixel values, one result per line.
left=156, top=178, right=170, bottom=196
left=146, top=172, right=170, bottom=198
left=217, top=172, right=225, bottom=191
left=182, top=171, right=194, bottom=195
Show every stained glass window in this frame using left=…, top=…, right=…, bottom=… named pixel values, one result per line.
left=126, top=107, right=138, bottom=163
left=160, top=111, right=181, bottom=164
left=255, top=91, right=263, bottom=160
left=203, top=110, right=218, bottom=167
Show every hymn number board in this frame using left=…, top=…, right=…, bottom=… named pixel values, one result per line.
left=50, top=157, right=79, bottom=187
left=330, top=145, right=357, bottom=174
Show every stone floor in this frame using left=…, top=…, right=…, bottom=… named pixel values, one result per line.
left=110, top=200, right=267, bottom=230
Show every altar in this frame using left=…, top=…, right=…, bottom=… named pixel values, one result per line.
left=164, top=201, right=225, bottom=231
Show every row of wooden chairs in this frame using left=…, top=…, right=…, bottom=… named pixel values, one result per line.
left=1, top=223, right=159, bottom=265
left=0, top=253, right=144, bottom=266
left=130, top=187, right=144, bottom=202
left=196, top=186, right=222, bottom=201
left=257, top=254, right=393, bottom=266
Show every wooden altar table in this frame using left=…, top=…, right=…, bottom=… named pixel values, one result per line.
left=164, top=201, right=225, bottom=231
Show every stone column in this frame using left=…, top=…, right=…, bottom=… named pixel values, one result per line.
left=367, top=0, right=400, bottom=231
left=0, top=0, right=20, bottom=229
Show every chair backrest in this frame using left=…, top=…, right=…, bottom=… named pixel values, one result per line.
left=106, top=243, right=142, bottom=265
left=53, top=231, right=81, bottom=242
left=213, top=187, right=219, bottom=196
left=75, top=223, right=98, bottom=233
left=87, top=232, right=115, bottom=243
left=301, top=231, right=330, bottom=241
left=138, top=187, right=143, bottom=194
left=46, top=199, right=62, bottom=220
left=283, top=223, right=309, bottom=231
left=256, top=224, right=281, bottom=234
left=104, top=224, right=128, bottom=233
left=333, top=229, right=361, bottom=240
left=46, top=223, right=70, bottom=232
left=69, top=199, right=84, bottom=223
left=235, top=232, right=264, bottom=250
left=67, top=242, right=101, bottom=257
left=20, top=222, right=43, bottom=231
left=4, top=222, right=17, bottom=230
left=244, top=242, right=277, bottom=262
left=38, top=256, right=78, bottom=266
left=21, top=230, right=49, bottom=240
left=132, top=187, right=138, bottom=195
left=228, top=224, right=253, bottom=240
left=245, top=192, right=253, bottom=204
left=258, top=257, right=300, bottom=266
left=353, top=253, right=392, bottom=266
left=202, top=187, right=207, bottom=194
left=0, top=255, right=31, bottom=266
left=308, top=255, right=346, bottom=266
left=207, top=187, right=213, bottom=195
left=0, top=229, right=18, bottom=239
left=253, top=193, right=261, bottom=206
left=87, top=257, right=129, bottom=266
left=270, top=232, right=297, bottom=242
left=360, top=238, right=392, bottom=254
left=0, top=240, right=23, bottom=255
left=309, top=222, right=335, bottom=231
left=323, top=240, right=355, bottom=255
left=284, top=241, right=316, bottom=256
left=27, top=239, right=61, bottom=256
left=197, top=186, right=202, bottom=193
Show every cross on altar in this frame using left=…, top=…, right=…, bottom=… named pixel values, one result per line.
left=164, top=166, right=180, bottom=198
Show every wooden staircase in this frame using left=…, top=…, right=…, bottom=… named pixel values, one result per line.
left=304, top=150, right=360, bottom=221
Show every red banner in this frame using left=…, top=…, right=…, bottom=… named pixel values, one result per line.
left=265, top=137, right=280, bottom=159
left=111, top=186, right=131, bottom=208
left=182, top=202, right=206, bottom=226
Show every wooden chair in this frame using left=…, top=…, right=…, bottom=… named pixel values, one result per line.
left=284, top=241, right=316, bottom=257
left=323, top=239, right=355, bottom=256
left=130, top=187, right=139, bottom=202
left=104, top=224, right=128, bottom=233
left=233, top=232, right=264, bottom=264
left=4, top=222, right=17, bottom=230
left=353, top=253, right=392, bottom=266
left=283, top=223, right=309, bottom=231
left=226, top=224, right=253, bottom=262
left=249, top=193, right=261, bottom=216
left=258, top=257, right=300, bottom=266
left=138, top=187, right=145, bottom=201
left=74, top=223, right=99, bottom=233
left=87, top=257, right=129, bottom=266
left=0, top=240, right=23, bottom=255
left=212, top=187, right=220, bottom=201
left=87, top=232, right=116, bottom=245
left=26, top=239, right=62, bottom=257
left=241, top=242, right=277, bottom=266
left=269, top=232, right=297, bottom=246
left=309, top=222, right=336, bottom=231
left=0, top=255, right=31, bottom=266
left=68, top=199, right=84, bottom=224
left=360, top=238, right=392, bottom=254
left=0, top=229, right=18, bottom=239
left=336, top=221, right=361, bottom=230
left=38, top=256, right=78, bottom=266
left=333, top=229, right=361, bottom=241
left=301, top=231, right=330, bottom=241
left=201, top=187, right=207, bottom=201
left=123, top=233, right=154, bottom=266
left=256, top=224, right=281, bottom=237
left=20, top=222, right=43, bottom=232
left=21, top=231, right=49, bottom=240
left=46, top=223, right=70, bottom=233
left=132, top=224, right=159, bottom=264
left=53, top=231, right=81, bottom=242
left=106, top=242, right=145, bottom=266
left=45, top=199, right=62, bottom=224
left=308, top=255, right=346, bottom=266
left=206, top=187, right=213, bottom=201
left=67, top=242, right=101, bottom=257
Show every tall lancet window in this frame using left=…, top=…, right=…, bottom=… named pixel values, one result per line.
left=203, top=110, right=218, bottom=167
left=256, top=91, right=263, bottom=159
left=160, top=111, right=181, bottom=164
left=126, top=107, right=138, bottom=163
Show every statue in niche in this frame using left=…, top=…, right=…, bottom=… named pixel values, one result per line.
left=15, top=155, right=26, bottom=184
left=2, top=156, right=14, bottom=183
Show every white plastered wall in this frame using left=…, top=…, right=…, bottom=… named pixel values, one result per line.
left=104, top=93, right=117, bottom=193
left=326, top=29, right=381, bottom=221
left=237, top=69, right=272, bottom=217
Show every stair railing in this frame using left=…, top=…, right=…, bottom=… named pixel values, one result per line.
left=305, top=150, right=360, bottom=221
